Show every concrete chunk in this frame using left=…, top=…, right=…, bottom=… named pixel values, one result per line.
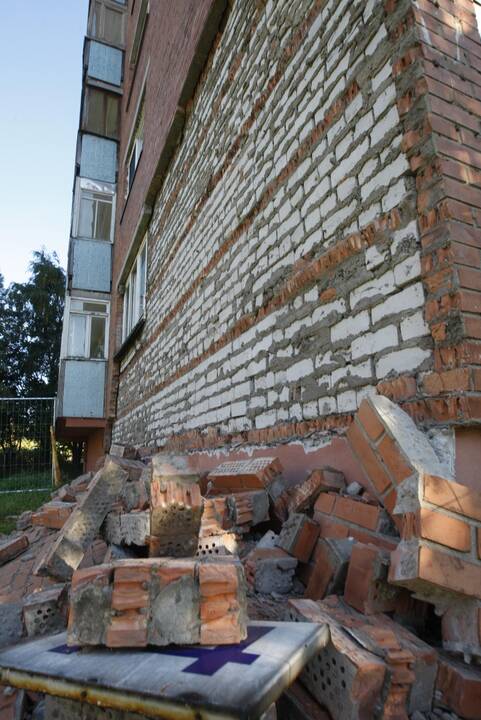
left=35, top=459, right=128, bottom=580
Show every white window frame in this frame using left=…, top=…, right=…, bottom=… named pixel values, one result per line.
left=72, top=178, right=116, bottom=243
left=122, top=238, right=147, bottom=342
left=124, top=80, right=147, bottom=198
left=126, top=135, right=143, bottom=195
left=63, top=296, right=110, bottom=361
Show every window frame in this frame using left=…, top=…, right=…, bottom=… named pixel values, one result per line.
left=64, top=296, right=110, bottom=361
left=122, top=237, right=147, bottom=342
left=73, top=178, right=116, bottom=244
left=125, top=100, right=144, bottom=197
left=88, top=0, right=126, bottom=47
left=82, top=85, right=120, bottom=140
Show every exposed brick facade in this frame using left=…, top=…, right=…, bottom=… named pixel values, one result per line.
left=108, top=0, right=481, bottom=466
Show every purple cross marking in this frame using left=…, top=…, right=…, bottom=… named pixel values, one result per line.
left=51, top=626, right=273, bottom=676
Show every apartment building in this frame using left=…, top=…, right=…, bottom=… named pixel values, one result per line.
left=58, top=0, right=481, bottom=484
left=56, top=0, right=127, bottom=470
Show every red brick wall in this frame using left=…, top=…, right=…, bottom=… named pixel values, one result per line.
left=388, top=0, right=481, bottom=424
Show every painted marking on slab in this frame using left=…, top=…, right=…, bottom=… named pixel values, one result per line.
left=51, top=625, right=273, bottom=676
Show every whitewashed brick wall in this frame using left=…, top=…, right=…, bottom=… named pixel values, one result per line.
left=112, top=0, right=431, bottom=447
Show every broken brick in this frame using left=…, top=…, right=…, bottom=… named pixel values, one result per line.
left=31, top=502, right=75, bottom=530
left=35, top=459, right=128, bottom=580
left=304, top=538, right=353, bottom=601
left=0, top=535, right=29, bottom=567
left=206, top=457, right=283, bottom=493
left=349, top=396, right=481, bottom=605
left=277, top=513, right=320, bottom=562
left=200, top=496, right=231, bottom=537
left=226, top=489, right=269, bottom=530
left=150, top=453, right=203, bottom=557
left=436, top=653, right=481, bottom=719
left=68, top=557, right=247, bottom=648
left=344, top=543, right=404, bottom=615
left=22, top=585, right=68, bottom=638
left=104, top=510, right=150, bottom=547
left=287, top=599, right=386, bottom=720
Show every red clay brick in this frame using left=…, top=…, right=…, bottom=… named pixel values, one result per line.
left=0, top=535, right=29, bottom=567
left=314, top=492, right=337, bottom=515
left=423, top=474, right=481, bottom=522
left=357, top=399, right=385, bottom=441
left=417, top=507, right=471, bottom=552
left=346, top=421, right=391, bottom=494
left=376, top=435, right=413, bottom=483
left=332, top=495, right=384, bottom=532
left=344, top=543, right=401, bottom=615
left=436, top=654, right=481, bottom=719
left=419, top=546, right=481, bottom=599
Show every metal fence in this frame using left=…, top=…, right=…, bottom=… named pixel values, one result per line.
left=0, top=397, right=55, bottom=492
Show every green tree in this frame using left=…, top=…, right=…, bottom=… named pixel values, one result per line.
left=0, top=250, right=65, bottom=397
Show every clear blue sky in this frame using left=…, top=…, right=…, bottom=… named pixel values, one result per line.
left=0, top=1, right=89, bottom=286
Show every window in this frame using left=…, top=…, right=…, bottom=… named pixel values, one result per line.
left=130, top=0, right=149, bottom=68
left=90, top=1, right=125, bottom=46
left=67, top=300, right=109, bottom=359
left=77, top=189, right=114, bottom=242
left=83, top=87, right=120, bottom=139
left=126, top=98, right=144, bottom=195
left=122, top=239, right=147, bottom=341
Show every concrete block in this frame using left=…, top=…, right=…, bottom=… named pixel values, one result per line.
left=245, top=548, right=297, bottom=595
left=68, top=557, right=247, bottom=648
left=35, top=459, right=129, bottom=580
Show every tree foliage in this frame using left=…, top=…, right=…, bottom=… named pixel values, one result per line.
left=0, top=251, right=65, bottom=398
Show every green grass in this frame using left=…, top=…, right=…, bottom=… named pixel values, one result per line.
left=0, top=489, right=51, bottom=535
left=0, top=470, right=52, bottom=493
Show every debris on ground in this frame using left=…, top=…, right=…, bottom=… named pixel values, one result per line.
left=0, top=395, right=480, bottom=719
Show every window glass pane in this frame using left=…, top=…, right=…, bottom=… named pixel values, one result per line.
left=90, top=316, right=106, bottom=359
left=104, top=7, right=123, bottom=45
left=68, top=314, right=87, bottom=357
left=83, top=302, right=107, bottom=313
left=78, top=195, right=95, bottom=238
left=70, top=299, right=84, bottom=311
left=95, top=198, right=112, bottom=241
left=90, top=2, right=102, bottom=37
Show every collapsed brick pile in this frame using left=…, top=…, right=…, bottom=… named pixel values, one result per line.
left=0, top=395, right=480, bottom=719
